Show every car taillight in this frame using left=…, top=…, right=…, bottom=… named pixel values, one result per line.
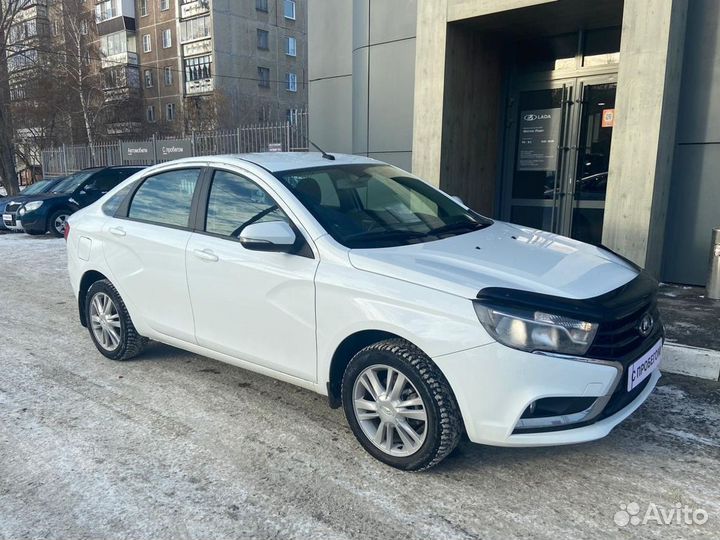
left=64, top=222, right=70, bottom=241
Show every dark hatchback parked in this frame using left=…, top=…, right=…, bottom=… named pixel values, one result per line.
left=1, top=178, right=64, bottom=231
left=18, top=167, right=144, bottom=236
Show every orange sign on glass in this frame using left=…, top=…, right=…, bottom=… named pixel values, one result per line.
left=602, top=108, right=615, bottom=128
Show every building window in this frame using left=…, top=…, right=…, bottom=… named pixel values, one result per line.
left=166, top=102, right=176, bottom=121
left=164, top=66, right=173, bottom=85
left=180, top=15, right=210, bottom=42
left=144, top=69, right=153, bottom=87
left=162, top=28, right=172, bottom=48
left=286, top=36, right=296, bottom=57
left=140, top=0, right=148, bottom=16
left=100, top=31, right=128, bottom=56
left=184, top=55, right=212, bottom=82
left=284, top=0, right=295, bottom=20
left=80, top=19, right=88, bottom=35
left=286, top=72, right=297, bottom=92
left=95, top=0, right=118, bottom=23
left=146, top=105, right=156, bottom=122
left=286, top=108, right=299, bottom=124
left=258, top=66, right=270, bottom=88
left=257, top=29, right=269, bottom=50
left=160, top=0, right=169, bottom=11
left=143, top=34, right=152, bottom=53
left=256, top=0, right=268, bottom=12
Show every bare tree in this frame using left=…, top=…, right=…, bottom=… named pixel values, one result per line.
left=0, top=0, right=30, bottom=195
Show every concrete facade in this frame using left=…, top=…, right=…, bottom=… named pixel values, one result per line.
left=308, top=0, right=416, bottom=170
left=308, top=0, right=720, bottom=285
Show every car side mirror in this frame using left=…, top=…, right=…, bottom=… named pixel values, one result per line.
left=239, top=221, right=297, bottom=252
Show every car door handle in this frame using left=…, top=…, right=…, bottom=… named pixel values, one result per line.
left=109, top=226, right=126, bottom=237
left=193, top=248, right=219, bottom=262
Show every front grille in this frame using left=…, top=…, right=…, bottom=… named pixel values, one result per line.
left=587, top=303, right=661, bottom=360
left=5, top=202, right=21, bottom=213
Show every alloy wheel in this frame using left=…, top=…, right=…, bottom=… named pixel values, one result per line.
left=89, top=292, right=122, bottom=351
left=352, top=364, right=428, bottom=457
left=53, top=214, right=69, bottom=235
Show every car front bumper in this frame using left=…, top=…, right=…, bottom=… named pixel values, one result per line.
left=17, top=209, right=46, bottom=234
left=433, top=340, right=661, bottom=447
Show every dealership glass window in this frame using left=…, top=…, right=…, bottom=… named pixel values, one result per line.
left=184, top=55, right=212, bottom=82
left=129, top=169, right=201, bottom=228
left=144, top=69, right=153, bottom=87
left=100, top=32, right=128, bottom=57
left=164, top=66, right=173, bottom=85
left=284, top=0, right=295, bottom=20
left=180, top=15, right=210, bottom=42
left=583, top=27, right=621, bottom=67
left=258, top=66, right=270, bottom=88
left=286, top=36, right=296, bottom=57
left=515, top=33, right=578, bottom=72
left=146, top=105, right=156, bottom=122
left=286, top=72, right=297, bottom=92
left=256, top=0, right=268, bottom=12
left=257, top=28, right=269, bottom=50
left=143, top=33, right=152, bottom=53
left=205, top=171, right=290, bottom=237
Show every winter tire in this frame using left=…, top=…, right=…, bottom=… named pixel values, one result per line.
left=342, top=338, right=462, bottom=471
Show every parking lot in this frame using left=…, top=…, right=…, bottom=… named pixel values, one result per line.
left=0, top=232, right=718, bottom=539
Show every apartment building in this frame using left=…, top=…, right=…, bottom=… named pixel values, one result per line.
left=90, top=0, right=307, bottom=135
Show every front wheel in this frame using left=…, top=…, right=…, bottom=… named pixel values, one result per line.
left=48, top=209, right=71, bottom=237
left=341, top=339, right=462, bottom=471
left=85, top=280, right=147, bottom=361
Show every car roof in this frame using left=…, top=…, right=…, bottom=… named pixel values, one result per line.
left=162, top=152, right=380, bottom=173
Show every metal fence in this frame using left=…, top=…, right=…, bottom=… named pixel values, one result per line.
left=40, top=112, right=309, bottom=177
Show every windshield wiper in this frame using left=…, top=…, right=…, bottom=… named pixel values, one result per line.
left=344, top=229, right=427, bottom=242
left=423, top=221, right=489, bottom=238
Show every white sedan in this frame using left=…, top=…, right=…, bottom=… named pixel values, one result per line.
left=66, top=153, right=663, bottom=470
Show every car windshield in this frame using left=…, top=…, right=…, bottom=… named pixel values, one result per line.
left=51, top=171, right=95, bottom=194
left=275, top=164, right=492, bottom=248
left=21, top=180, right=54, bottom=195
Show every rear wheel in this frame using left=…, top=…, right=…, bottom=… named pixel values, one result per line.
left=341, top=339, right=462, bottom=471
left=85, top=280, right=147, bottom=361
left=48, top=209, right=71, bottom=237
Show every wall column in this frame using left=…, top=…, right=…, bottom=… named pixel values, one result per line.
left=411, top=0, right=448, bottom=185
left=602, top=0, right=689, bottom=275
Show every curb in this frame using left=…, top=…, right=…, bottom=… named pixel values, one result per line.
left=661, top=343, right=720, bottom=381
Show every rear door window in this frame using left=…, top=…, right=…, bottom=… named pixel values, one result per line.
left=128, top=169, right=201, bottom=228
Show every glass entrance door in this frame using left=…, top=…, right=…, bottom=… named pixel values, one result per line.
left=504, top=74, right=617, bottom=244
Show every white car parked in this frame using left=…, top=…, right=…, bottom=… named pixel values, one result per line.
left=66, top=153, right=663, bottom=470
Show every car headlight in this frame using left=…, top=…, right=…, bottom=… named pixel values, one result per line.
left=23, top=200, right=43, bottom=213
left=474, top=303, right=598, bottom=356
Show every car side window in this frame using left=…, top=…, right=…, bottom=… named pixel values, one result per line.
left=128, top=169, right=201, bottom=228
left=102, top=182, right=138, bottom=216
left=88, top=172, right=121, bottom=192
left=205, top=170, right=290, bottom=238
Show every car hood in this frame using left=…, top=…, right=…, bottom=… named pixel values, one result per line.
left=348, top=221, right=639, bottom=300
left=19, top=192, right=71, bottom=204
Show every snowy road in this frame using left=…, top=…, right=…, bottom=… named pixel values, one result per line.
left=0, top=233, right=718, bottom=539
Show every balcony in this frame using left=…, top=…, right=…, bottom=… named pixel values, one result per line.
left=185, top=78, right=214, bottom=95
left=183, top=38, right=212, bottom=57
left=15, top=4, right=48, bottom=24
left=101, top=51, right=139, bottom=70
left=181, top=0, right=210, bottom=19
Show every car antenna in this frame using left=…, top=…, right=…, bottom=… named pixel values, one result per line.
left=309, top=140, right=336, bottom=161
